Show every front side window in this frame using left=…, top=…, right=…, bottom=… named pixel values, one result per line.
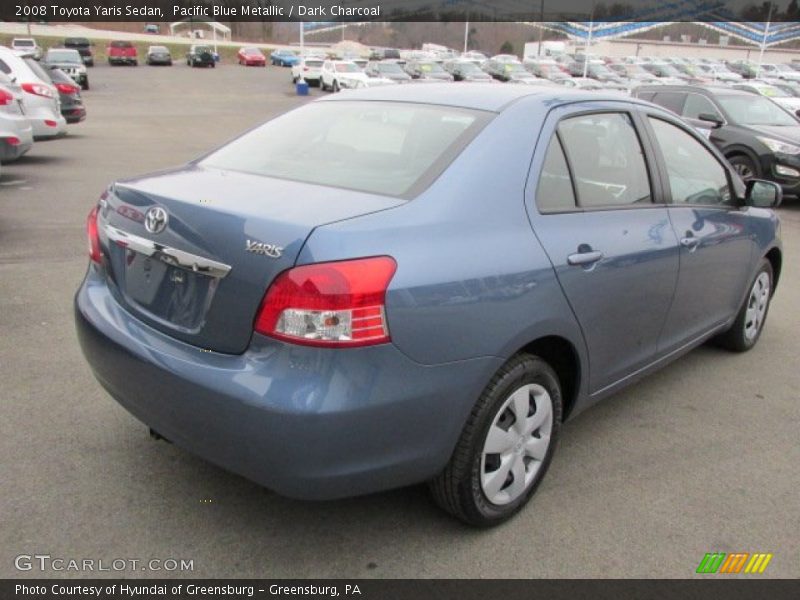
left=649, top=118, right=732, bottom=206
left=557, top=113, right=652, bottom=208
left=683, top=94, right=723, bottom=121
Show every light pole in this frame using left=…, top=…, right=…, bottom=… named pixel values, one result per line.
left=756, top=3, right=774, bottom=79
left=537, top=0, right=545, bottom=56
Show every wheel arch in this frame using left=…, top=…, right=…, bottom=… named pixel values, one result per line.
left=723, top=145, right=761, bottom=172
left=515, top=335, right=582, bottom=421
left=765, top=246, right=782, bottom=293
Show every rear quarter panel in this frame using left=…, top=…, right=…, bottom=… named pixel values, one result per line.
left=298, top=97, right=587, bottom=372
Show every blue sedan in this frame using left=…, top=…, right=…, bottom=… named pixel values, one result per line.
left=270, top=49, right=299, bottom=67
left=76, top=84, right=783, bottom=526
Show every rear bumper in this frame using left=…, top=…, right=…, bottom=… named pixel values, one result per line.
left=75, top=267, right=501, bottom=500
left=109, top=57, right=137, bottom=65
left=63, top=106, right=86, bottom=124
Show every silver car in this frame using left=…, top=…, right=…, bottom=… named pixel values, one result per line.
left=0, top=72, right=33, bottom=162
left=0, top=47, right=66, bottom=139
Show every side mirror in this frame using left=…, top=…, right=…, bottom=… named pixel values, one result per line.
left=745, top=179, right=782, bottom=208
left=698, top=113, right=724, bottom=128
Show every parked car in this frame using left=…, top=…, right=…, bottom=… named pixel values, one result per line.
left=461, top=51, right=489, bottom=65
left=291, top=57, right=324, bottom=86
left=107, top=41, right=138, bottom=66
left=727, top=60, right=759, bottom=79
left=443, top=60, right=494, bottom=82
left=365, top=60, right=412, bottom=83
left=0, top=74, right=34, bottom=162
left=42, top=48, right=89, bottom=90
left=11, top=38, right=42, bottom=60
left=569, top=61, right=627, bottom=84
left=523, top=59, right=571, bottom=83
left=144, top=24, right=160, bottom=34
left=238, top=47, right=266, bottom=67
left=733, top=81, right=800, bottom=114
left=403, top=61, right=454, bottom=82
left=484, top=60, right=538, bottom=84
left=270, top=49, right=299, bottom=67
left=608, top=63, right=660, bottom=84
left=769, top=63, right=800, bottom=83
left=642, top=62, right=697, bottom=82
left=634, top=84, right=800, bottom=193
left=76, top=84, right=783, bottom=527
left=43, top=67, right=86, bottom=124
left=319, top=60, right=369, bottom=92
left=187, top=45, right=215, bottom=68
left=64, top=37, right=94, bottom=66
left=0, top=48, right=67, bottom=139
left=146, top=46, right=172, bottom=66
left=694, top=63, right=742, bottom=83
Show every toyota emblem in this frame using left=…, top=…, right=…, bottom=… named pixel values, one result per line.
left=144, top=206, right=168, bottom=234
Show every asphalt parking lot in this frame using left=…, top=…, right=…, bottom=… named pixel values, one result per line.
left=1, top=62, right=799, bottom=579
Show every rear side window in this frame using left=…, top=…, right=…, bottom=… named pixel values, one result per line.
left=0, top=59, right=10, bottom=75
left=536, top=135, right=576, bottom=212
left=649, top=118, right=732, bottom=206
left=683, top=94, right=723, bottom=121
left=201, top=101, right=489, bottom=198
left=557, top=113, right=652, bottom=208
left=651, top=92, right=686, bottom=115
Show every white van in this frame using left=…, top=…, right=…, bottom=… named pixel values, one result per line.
left=0, top=46, right=66, bottom=139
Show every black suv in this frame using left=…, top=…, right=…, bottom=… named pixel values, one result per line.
left=634, top=85, right=800, bottom=195
left=63, top=37, right=93, bottom=67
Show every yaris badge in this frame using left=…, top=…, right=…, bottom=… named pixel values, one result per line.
left=246, top=239, right=283, bottom=258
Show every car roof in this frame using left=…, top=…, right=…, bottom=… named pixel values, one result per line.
left=636, top=84, right=754, bottom=96
left=320, top=82, right=647, bottom=113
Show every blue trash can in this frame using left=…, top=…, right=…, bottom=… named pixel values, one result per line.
left=296, top=81, right=309, bottom=96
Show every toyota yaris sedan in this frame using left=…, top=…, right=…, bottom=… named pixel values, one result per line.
left=76, top=85, right=783, bottom=526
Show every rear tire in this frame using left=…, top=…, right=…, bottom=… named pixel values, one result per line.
left=333, top=80, right=340, bottom=92
left=429, top=354, right=562, bottom=527
left=714, top=259, right=773, bottom=352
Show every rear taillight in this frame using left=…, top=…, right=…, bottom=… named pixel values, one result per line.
left=21, top=82, right=54, bottom=99
left=86, top=206, right=102, bottom=264
left=55, top=82, right=79, bottom=95
left=4, top=136, right=20, bottom=146
left=0, top=89, right=13, bottom=105
left=254, top=257, right=397, bottom=347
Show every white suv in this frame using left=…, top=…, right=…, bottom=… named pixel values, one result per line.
left=320, top=60, right=369, bottom=92
left=292, top=57, right=324, bottom=86
left=11, top=38, right=43, bottom=60
left=0, top=47, right=66, bottom=139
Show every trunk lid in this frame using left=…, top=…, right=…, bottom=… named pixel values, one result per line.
left=98, top=166, right=403, bottom=353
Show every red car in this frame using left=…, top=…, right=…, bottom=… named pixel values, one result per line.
left=107, top=41, right=138, bottom=66
left=237, top=47, right=266, bottom=67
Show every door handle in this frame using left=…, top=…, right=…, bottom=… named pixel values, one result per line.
left=567, top=250, right=604, bottom=266
left=680, top=236, right=701, bottom=250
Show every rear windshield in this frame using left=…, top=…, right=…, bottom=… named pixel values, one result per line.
left=110, top=41, right=133, bottom=48
left=14, top=40, right=34, bottom=47
left=65, top=38, right=89, bottom=46
left=201, top=101, right=489, bottom=197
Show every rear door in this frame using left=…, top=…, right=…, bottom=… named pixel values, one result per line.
left=641, top=113, right=756, bottom=351
left=528, top=104, right=679, bottom=393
